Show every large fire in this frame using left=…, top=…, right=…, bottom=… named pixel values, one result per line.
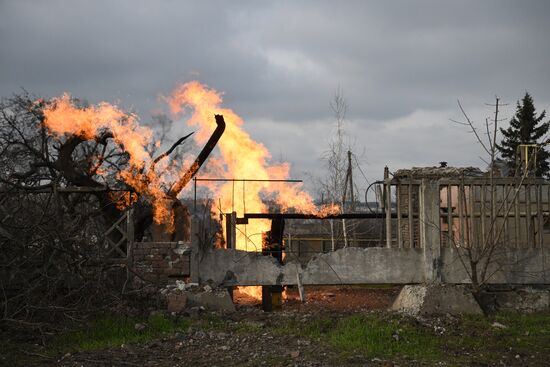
left=42, top=81, right=338, bottom=298
left=165, top=81, right=337, bottom=252
left=42, top=94, right=178, bottom=229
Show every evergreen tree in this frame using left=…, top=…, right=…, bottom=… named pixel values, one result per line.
left=497, top=92, right=550, bottom=177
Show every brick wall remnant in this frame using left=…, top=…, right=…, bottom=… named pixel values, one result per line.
left=133, top=241, right=191, bottom=284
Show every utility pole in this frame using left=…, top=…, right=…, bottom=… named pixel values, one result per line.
left=342, top=150, right=355, bottom=247
left=348, top=150, right=355, bottom=212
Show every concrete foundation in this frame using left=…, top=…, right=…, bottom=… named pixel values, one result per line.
left=477, top=287, right=550, bottom=313
left=391, top=284, right=483, bottom=316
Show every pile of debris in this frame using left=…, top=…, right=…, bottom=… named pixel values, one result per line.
left=161, top=281, right=236, bottom=315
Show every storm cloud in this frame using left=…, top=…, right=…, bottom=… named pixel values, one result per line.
left=1, top=0, right=549, bottom=194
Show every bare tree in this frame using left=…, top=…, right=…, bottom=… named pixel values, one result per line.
left=450, top=97, right=541, bottom=292
left=318, top=87, right=357, bottom=249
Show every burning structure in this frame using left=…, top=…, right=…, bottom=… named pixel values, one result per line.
left=15, top=81, right=341, bottom=304
left=2, top=81, right=550, bottom=318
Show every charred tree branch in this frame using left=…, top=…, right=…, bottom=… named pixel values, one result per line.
left=146, top=131, right=194, bottom=173
left=168, top=115, right=225, bottom=198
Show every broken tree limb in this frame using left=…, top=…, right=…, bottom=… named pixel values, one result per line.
left=168, top=114, right=225, bottom=198
left=147, top=131, right=195, bottom=173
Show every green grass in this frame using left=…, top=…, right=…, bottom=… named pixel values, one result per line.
left=274, top=313, right=442, bottom=362
left=272, top=311, right=550, bottom=364
left=327, top=315, right=441, bottom=360
left=43, top=310, right=550, bottom=366
left=53, top=313, right=191, bottom=352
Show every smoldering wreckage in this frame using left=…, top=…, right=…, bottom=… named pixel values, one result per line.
left=2, top=81, right=550, bottom=324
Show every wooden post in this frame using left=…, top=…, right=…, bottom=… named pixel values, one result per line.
left=527, top=184, right=533, bottom=247
left=458, top=182, right=465, bottom=247
left=409, top=182, right=415, bottom=248
left=225, top=211, right=237, bottom=250
left=481, top=184, right=486, bottom=246
left=446, top=185, right=452, bottom=249
left=537, top=184, right=543, bottom=247
left=384, top=167, right=392, bottom=248
left=262, top=217, right=285, bottom=312
left=397, top=183, right=403, bottom=248
left=468, top=184, right=475, bottom=247
left=419, top=179, right=441, bottom=282
left=514, top=184, right=520, bottom=248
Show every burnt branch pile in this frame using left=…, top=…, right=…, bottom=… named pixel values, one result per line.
left=0, top=93, right=222, bottom=325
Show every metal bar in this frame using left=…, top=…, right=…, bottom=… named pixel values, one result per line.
left=232, top=180, right=235, bottom=213
left=242, top=181, right=247, bottom=250
left=194, top=178, right=303, bottom=182
left=243, top=212, right=399, bottom=220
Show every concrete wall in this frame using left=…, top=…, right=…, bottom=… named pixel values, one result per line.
left=441, top=247, right=550, bottom=284
left=189, top=177, right=550, bottom=287
left=197, top=247, right=425, bottom=286
left=196, top=246, right=550, bottom=286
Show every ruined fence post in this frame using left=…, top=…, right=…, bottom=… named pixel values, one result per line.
left=419, top=179, right=442, bottom=282
left=190, top=216, right=201, bottom=284
left=225, top=211, right=236, bottom=249
left=384, top=167, right=392, bottom=248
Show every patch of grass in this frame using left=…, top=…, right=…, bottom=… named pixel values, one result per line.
left=271, top=312, right=550, bottom=364
left=272, top=317, right=333, bottom=337
left=274, top=313, right=442, bottom=362
left=327, top=315, right=441, bottom=361
left=52, top=314, right=191, bottom=352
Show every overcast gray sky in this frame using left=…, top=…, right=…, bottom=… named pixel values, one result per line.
left=1, top=0, right=550, bottom=195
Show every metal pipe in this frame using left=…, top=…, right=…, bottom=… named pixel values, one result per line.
left=194, top=178, right=302, bottom=182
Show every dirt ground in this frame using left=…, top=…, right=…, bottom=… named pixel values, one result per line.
left=6, top=286, right=550, bottom=367
left=234, top=285, right=401, bottom=312
left=57, top=286, right=402, bottom=367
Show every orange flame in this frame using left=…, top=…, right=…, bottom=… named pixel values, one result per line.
left=166, top=81, right=335, bottom=247
left=166, top=81, right=337, bottom=299
left=42, top=94, right=177, bottom=228
left=42, top=82, right=338, bottom=278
